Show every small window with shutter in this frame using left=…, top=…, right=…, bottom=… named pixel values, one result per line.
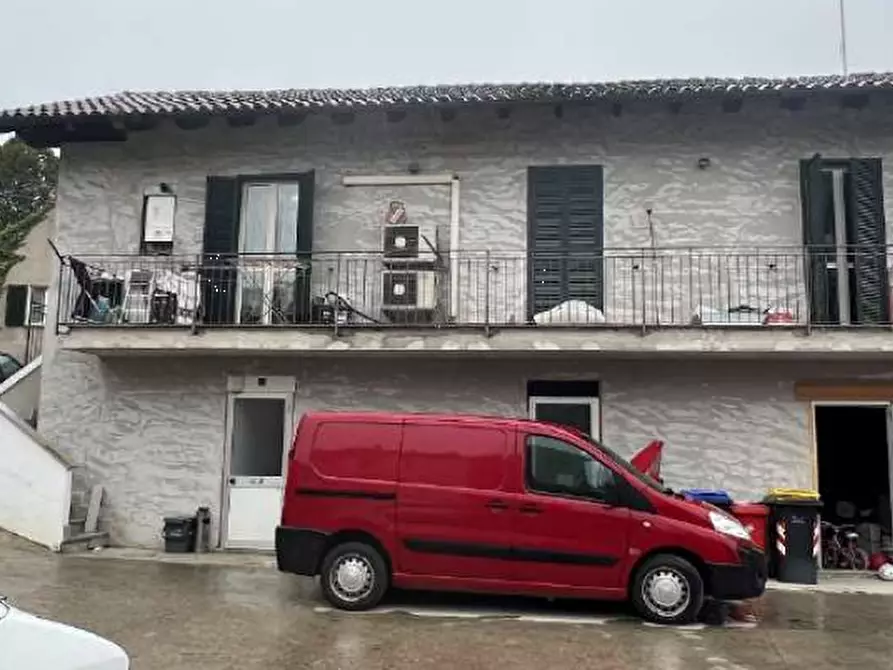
left=4, top=285, right=47, bottom=328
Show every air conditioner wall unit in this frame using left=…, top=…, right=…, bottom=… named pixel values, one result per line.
left=383, top=223, right=439, bottom=261
left=382, top=270, right=437, bottom=310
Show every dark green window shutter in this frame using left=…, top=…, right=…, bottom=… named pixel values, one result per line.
left=201, top=176, right=240, bottom=324
left=4, top=286, right=27, bottom=327
left=291, top=171, right=315, bottom=323
left=800, top=156, right=833, bottom=323
left=297, top=171, right=315, bottom=255
left=527, top=166, right=604, bottom=320
left=849, top=158, right=888, bottom=324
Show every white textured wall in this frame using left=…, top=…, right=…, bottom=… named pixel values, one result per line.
left=0, top=400, right=71, bottom=550
left=38, top=355, right=893, bottom=548
left=51, top=96, right=893, bottom=325
left=39, top=96, right=893, bottom=546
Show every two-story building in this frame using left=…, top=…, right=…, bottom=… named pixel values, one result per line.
left=3, top=74, right=893, bottom=551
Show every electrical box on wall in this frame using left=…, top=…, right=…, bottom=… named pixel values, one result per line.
left=141, top=193, right=176, bottom=254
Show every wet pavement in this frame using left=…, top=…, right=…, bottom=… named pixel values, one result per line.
left=3, top=539, right=893, bottom=670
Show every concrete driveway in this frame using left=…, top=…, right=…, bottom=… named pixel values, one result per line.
left=3, top=538, right=893, bottom=670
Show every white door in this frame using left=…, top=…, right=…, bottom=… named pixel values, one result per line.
left=528, top=396, right=601, bottom=440
left=224, top=395, right=291, bottom=550
left=237, top=181, right=301, bottom=325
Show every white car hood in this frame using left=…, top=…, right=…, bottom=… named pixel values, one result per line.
left=0, top=601, right=129, bottom=670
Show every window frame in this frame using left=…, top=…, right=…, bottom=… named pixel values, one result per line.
left=25, top=286, right=47, bottom=327
left=235, top=179, right=302, bottom=326
left=524, top=434, right=620, bottom=505
left=527, top=395, right=600, bottom=439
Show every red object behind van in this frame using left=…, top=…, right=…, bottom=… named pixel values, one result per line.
left=276, top=412, right=766, bottom=624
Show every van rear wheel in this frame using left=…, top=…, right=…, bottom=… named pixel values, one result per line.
left=320, top=542, right=389, bottom=611
left=631, top=554, right=704, bottom=625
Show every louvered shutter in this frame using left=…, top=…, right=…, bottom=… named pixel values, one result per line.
left=800, top=157, right=833, bottom=324
left=527, top=166, right=604, bottom=320
left=849, top=158, right=889, bottom=324
left=201, top=176, right=239, bottom=324
left=293, top=171, right=315, bottom=322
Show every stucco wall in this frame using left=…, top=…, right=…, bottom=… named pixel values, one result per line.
left=39, top=98, right=893, bottom=546
left=51, top=96, right=893, bottom=326
left=40, top=354, right=885, bottom=548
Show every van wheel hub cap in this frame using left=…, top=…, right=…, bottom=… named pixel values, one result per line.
left=331, top=555, right=374, bottom=602
left=643, top=568, right=690, bottom=617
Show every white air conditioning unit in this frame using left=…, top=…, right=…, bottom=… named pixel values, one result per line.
left=382, top=270, right=437, bottom=310
left=383, top=223, right=439, bottom=262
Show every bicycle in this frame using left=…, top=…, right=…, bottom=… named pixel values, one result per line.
left=821, top=521, right=870, bottom=570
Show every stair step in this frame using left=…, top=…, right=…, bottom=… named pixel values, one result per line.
left=60, top=531, right=109, bottom=553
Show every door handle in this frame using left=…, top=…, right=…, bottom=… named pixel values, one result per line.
left=519, top=504, right=543, bottom=515
left=486, top=500, right=509, bottom=511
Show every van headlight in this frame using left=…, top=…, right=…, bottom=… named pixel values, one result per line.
left=709, top=511, right=751, bottom=541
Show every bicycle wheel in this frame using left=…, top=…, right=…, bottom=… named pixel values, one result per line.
left=850, top=548, right=870, bottom=571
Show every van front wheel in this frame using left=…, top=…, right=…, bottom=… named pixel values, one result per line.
left=320, top=542, right=389, bottom=611
left=631, top=554, right=704, bottom=625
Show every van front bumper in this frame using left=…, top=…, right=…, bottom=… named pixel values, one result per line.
left=275, top=526, right=329, bottom=576
left=706, top=546, right=768, bottom=601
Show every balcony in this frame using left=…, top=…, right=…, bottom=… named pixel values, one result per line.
left=53, top=247, right=893, bottom=357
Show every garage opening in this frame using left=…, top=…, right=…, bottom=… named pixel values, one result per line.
left=815, top=404, right=893, bottom=567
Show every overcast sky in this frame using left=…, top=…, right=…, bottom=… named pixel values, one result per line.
left=1, top=0, right=891, bottom=110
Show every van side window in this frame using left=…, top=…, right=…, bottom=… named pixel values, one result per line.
left=526, top=435, right=617, bottom=503
left=401, top=425, right=507, bottom=490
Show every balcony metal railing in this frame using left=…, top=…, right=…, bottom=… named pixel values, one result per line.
left=54, top=247, right=893, bottom=331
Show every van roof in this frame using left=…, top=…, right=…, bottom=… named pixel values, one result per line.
left=300, top=410, right=563, bottom=432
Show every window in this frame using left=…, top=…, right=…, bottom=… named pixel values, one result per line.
left=526, top=435, right=617, bottom=502
left=26, top=287, right=47, bottom=326
left=3, top=285, right=46, bottom=328
left=237, top=181, right=302, bottom=325
left=528, top=380, right=600, bottom=438
left=801, top=157, right=888, bottom=325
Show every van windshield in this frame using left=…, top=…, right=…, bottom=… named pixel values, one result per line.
left=587, top=437, right=668, bottom=494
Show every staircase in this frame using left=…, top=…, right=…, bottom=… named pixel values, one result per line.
left=0, top=356, right=110, bottom=552
left=0, top=399, right=72, bottom=550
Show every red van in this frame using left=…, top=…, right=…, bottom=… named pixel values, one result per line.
left=276, top=412, right=766, bottom=624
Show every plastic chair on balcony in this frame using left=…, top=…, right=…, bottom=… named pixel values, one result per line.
left=120, top=269, right=156, bottom=324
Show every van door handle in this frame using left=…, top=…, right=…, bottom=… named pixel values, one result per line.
left=519, top=504, right=543, bottom=515
left=486, top=500, right=509, bottom=511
